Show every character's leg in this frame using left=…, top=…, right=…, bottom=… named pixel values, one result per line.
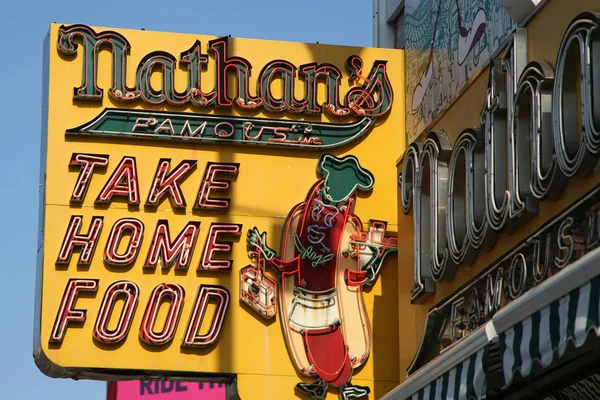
left=296, top=379, right=329, bottom=400
left=410, top=0, right=444, bottom=113
left=339, top=382, right=371, bottom=400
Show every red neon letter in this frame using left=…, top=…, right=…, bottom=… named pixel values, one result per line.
left=198, top=223, right=242, bottom=271
left=93, top=281, right=139, bottom=344
left=104, top=218, right=145, bottom=266
left=56, top=216, right=104, bottom=266
left=139, top=283, right=185, bottom=345
left=182, top=285, right=230, bottom=348
left=95, top=156, right=140, bottom=205
left=144, top=220, right=201, bottom=270
left=209, top=37, right=260, bottom=109
left=69, top=153, right=109, bottom=203
left=194, top=162, right=239, bottom=210
left=49, top=279, right=98, bottom=344
left=146, top=159, right=197, bottom=210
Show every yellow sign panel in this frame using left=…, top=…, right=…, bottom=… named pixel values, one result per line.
left=34, top=24, right=404, bottom=399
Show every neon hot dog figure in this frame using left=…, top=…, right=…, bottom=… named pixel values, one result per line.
left=243, top=154, right=398, bottom=400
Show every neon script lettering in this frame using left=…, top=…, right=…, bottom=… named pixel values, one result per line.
left=57, top=25, right=393, bottom=118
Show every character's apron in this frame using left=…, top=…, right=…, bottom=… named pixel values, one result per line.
left=288, top=287, right=340, bottom=331
left=288, top=287, right=352, bottom=387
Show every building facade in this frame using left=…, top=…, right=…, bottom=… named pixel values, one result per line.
left=379, top=0, right=600, bottom=398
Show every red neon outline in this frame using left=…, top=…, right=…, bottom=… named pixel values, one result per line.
left=93, top=280, right=139, bottom=344
left=213, top=121, right=235, bottom=138
left=194, top=162, right=240, bottom=210
left=198, top=223, right=242, bottom=271
left=139, top=283, right=185, bottom=346
left=258, top=60, right=307, bottom=112
left=243, top=122, right=262, bottom=140
left=154, top=118, right=175, bottom=134
left=145, top=159, right=197, bottom=210
left=209, top=37, right=261, bottom=109
left=345, top=58, right=394, bottom=117
left=58, top=25, right=395, bottom=118
left=136, top=51, right=193, bottom=105
left=57, top=25, right=140, bottom=101
left=144, top=220, right=201, bottom=270
left=95, top=156, right=140, bottom=206
left=180, top=40, right=217, bottom=107
left=49, top=279, right=99, bottom=344
left=180, top=119, right=208, bottom=137
left=69, top=153, right=109, bottom=203
left=239, top=263, right=278, bottom=319
left=181, top=285, right=230, bottom=348
left=299, top=63, right=349, bottom=116
left=56, top=215, right=104, bottom=266
left=104, top=218, right=145, bottom=266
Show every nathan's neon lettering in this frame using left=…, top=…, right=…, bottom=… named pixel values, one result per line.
left=210, top=37, right=259, bottom=109
left=401, top=13, right=600, bottom=304
left=57, top=25, right=394, bottom=118
left=57, top=25, right=139, bottom=101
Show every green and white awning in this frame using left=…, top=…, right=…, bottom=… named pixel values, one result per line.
left=492, top=247, right=600, bottom=388
left=408, top=347, right=488, bottom=400
left=499, top=275, right=600, bottom=385
left=381, top=325, right=493, bottom=400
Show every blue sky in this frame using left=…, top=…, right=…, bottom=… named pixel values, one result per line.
left=0, top=0, right=372, bottom=399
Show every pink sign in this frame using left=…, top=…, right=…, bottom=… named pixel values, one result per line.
left=107, top=381, right=226, bottom=400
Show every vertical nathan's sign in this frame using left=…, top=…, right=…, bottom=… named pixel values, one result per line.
left=34, top=24, right=404, bottom=399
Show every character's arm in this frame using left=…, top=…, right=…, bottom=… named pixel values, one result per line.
left=344, top=219, right=399, bottom=287
left=270, top=257, right=300, bottom=274
left=350, top=244, right=398, bottom=287
left=247, top=227, right=299, bottom=274
left=344, top=269, right=369, bottom=287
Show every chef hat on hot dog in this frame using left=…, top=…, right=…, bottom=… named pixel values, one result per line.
left=317, top=153, right=375, bottom=204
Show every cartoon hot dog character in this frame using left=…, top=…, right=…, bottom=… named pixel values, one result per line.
left=242, top=154, right=398, bottom=400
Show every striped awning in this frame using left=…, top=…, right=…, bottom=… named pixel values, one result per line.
left=381, top=324, right=494, bottom=400
left=408, top=347, right=489, bottom=400
left=499, top=275, right=600, bottom=385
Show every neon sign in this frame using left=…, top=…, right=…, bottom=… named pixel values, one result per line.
left=51, top=155, right=239, bottom=347
left=35, top=23, right=402, bottom=394
left=59, top=25, right=394, bottom=150
left=243, top=154, right=398, bottom=400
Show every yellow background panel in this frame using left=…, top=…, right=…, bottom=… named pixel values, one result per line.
left=36, top=23, right=405, bottom=399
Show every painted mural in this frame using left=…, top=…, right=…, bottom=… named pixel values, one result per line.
left=405, top=0, right=515, bottom=143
